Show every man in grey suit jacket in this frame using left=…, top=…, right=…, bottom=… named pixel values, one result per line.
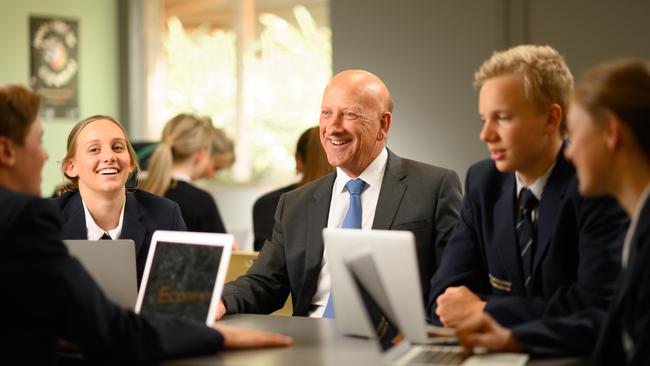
left=218, top=70, right=462, bottom=318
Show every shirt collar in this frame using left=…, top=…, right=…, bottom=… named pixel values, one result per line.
left=515, top=161, right=556, bottom=201
left=334, top=147, right=388, bottom=194
left=82, top=197, right=126, bottom=240
left=171, top=171, right=192, bottom=182
left=632, top=183, right=650, bottom=221
left=622, top=183, right=650, bottom=267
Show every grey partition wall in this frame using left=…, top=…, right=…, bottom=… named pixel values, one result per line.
left=330, top=0, right=650, bottom=183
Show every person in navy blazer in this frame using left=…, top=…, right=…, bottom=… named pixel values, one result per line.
left=454, top=59, right=650, bottom=364
left=55, top=188, right=186, bottom=283
left=217, top=70, right=462, bottom=318
left=140, top=114, right=232, bottom=234
left=54, top=115, right=187, bottom=284
left=0, top=84, right=291, bottom=364
left=428, top=45, right=628, bottom=329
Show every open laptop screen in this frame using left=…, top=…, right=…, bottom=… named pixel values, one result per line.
left=64, top=239, right=137, bottom=309
left=347, top=255, right=406, bottom=353
left=136, top=231, right=233, bottom=326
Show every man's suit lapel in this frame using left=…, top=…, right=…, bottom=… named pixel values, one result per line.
left=120, top=192, right=146, bottom=256
left=299, top=174, right=335, bottom=312
left=493, top=174, right=525, bottom=292
left=532, top=149, right=572, bottom=275
left=61, top=192, right=88, bottom=239
left=372, top=150, right=407, bottom=230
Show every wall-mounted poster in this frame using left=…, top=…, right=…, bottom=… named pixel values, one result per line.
left=30, top=16, right=79, bottom=119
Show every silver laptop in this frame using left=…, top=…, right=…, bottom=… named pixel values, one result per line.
left=64, top=239, right=138, bottom=309
left=344, top=250, right=529, bottom=366
left=323, top=228, right=451, bottom=343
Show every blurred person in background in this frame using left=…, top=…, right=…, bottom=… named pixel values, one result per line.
left=141, top=114, right=231, bottom=234
left=252, top=126, right=333, bottom=250
left=200, top=121, right=235, bottom=179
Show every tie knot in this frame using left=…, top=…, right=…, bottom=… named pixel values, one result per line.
left=345, top=179, right=366, bottom=196
left=519, top=188, right=538, bottom=211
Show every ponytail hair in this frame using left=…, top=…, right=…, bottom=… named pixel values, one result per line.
left=139, top=138, right=175, bottom=196
left=140, top=113, right=213, bottom=196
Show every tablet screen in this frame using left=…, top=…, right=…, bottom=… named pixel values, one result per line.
left=139, top=241, right=224, bottom=323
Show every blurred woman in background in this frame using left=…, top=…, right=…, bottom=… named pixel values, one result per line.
left=252, top=126, right=333, bottom=250
left=200, top=123, right=235, bottom=179
left=141, top=113, right=232, bottom=233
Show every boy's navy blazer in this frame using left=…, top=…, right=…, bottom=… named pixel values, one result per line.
left=428, top=145, right=629, bottom=327
left=54, top=189, right=187, bottom=282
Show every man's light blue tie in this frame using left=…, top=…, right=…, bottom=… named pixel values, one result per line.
left=323, top=178, right=367, bottom=318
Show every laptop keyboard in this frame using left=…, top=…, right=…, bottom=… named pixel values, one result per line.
left=408, top=347, right=466, bottom=365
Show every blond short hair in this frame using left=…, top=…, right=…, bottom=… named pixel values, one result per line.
left=474, top=45, right=574, bottom=135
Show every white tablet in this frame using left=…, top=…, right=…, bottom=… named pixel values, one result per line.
left=135, top=230, right=233, bottom=326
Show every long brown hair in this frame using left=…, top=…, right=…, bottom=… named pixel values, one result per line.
left=298, top=126, right=333, bottom=186
left=574, top=59, right=650, bottom=160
